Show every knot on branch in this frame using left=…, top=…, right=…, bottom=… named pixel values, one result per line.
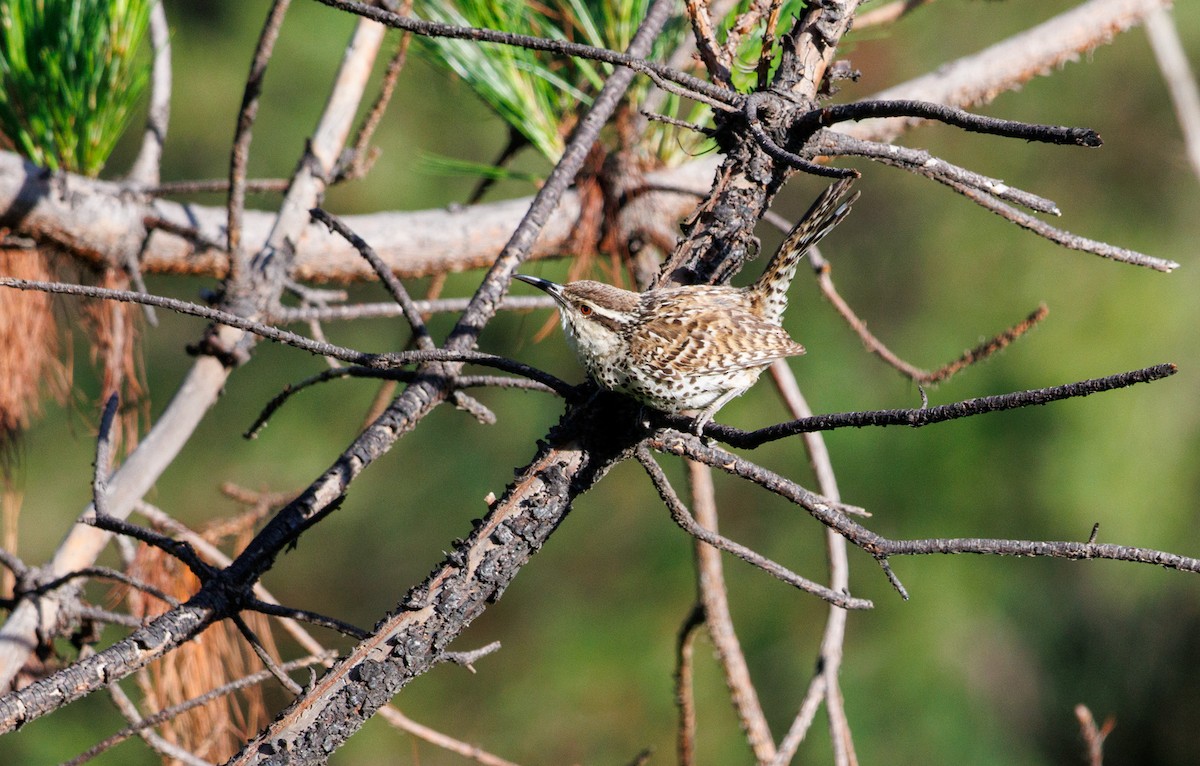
left=740, top=91, right=859, bottom=179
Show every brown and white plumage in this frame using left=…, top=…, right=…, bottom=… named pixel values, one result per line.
left=516, top=178, right=857, bottom=432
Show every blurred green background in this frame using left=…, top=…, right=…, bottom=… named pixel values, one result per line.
left=3, top=0, right=1199, bottom=764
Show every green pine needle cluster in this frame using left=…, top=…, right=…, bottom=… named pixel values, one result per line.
left=413, top=0, right=814, bottom=172
left=0, top=0, right=152, bottom=177
left=413, top=0, right=694, bottom=164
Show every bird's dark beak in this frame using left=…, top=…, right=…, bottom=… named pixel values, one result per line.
left=514, top=274, right=564, bottom=301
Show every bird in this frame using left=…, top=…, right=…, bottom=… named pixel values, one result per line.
left=515, top=178, right=858, bottom=434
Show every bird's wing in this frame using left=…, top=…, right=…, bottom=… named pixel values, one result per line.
left=630, top=301, right=805, bottom=376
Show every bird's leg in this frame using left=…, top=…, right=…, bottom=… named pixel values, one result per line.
left=690, top=387, right=745, bottom=436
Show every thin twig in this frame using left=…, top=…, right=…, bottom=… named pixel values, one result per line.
left=766, top=361, right=856, bottom=765
left=652, top=435, right=1200, bottom=582
left=806, top=241, right=1050, bottom=385
left=306, top=207, right=497, bottom=427
left=245, top=599, right=368, bottom=640
left=147, top=178, right=290, bottom=195
left=943, top=179, right=1179, bottom=272
left=376, top=706, right=525, bottom=766
left=342, top=8, right=414, bottom=180
left=640, top=110, right=717, bottom=136
left=315, top=0, right=740, bottom=108
left=106, top=681, right=215, bottom=766
left=244, top=366, right=561, bottom=439
left=1144, top=8, right=1200, bottom=179
left=1075, top=703, right=1115, bottom=766
left=685, top=459, right=776, bottom=762
left=692, top=364, right=1178, bottom=448
left=127, top=0, right=172, bottom=187
left=436, top=641, right=502, bottom=672
left=62, top=655, right=334, bottom=766
left=92, top=393, right=121, bottom=518
left=228, top=0, right=292, bottom=271
left=309, top=208, right=434, bottom=348
left=84, top=515, right=213, bottom=582
left=0, top=277, right=575, bottom=395
left=272, top=295, right=558, bottom=323
left=801, top=99, right=1101, bottom=146
left=674, top=604, right=703, bottom=766
left=34, top=566, right=179, bottom=609
left=817, top=131, right=1062, bottom=214
left=636, top=446, right=873, bottom=610
left=142, top=215, right=229, bottom=252
left=232, top=614, right=303, bottom=695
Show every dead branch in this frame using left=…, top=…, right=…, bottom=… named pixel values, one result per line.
left=684, top=459, right=776, bottom=761
left=650, top=435, right=1200, bottom=579
left=692, top=364, right=1177, bottom=448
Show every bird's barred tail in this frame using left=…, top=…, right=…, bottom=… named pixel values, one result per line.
left=752, top=177, right=859, bottom=325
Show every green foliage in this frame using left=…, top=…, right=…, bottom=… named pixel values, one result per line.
left=720, top=0, right=811, bottom=91
left=0, top=0, right=152, bottom=176
left=417, top=150, right=544, bottom=182
left=412, top=0, right=698, bottom=163
left=410, top=0, right=819, bottom=170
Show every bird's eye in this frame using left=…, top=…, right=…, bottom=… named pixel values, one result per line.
left=578, top=304, right=593, bottom=316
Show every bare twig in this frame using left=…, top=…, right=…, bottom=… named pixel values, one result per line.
left=1075, top=703, right=1115, bottom=766
left=148, top=178, right=290, bottom=195
left=309, top=208, right=433, bottom=347
left=0, top=276, right=576, bottom=395
left=674, top=604, right=703, bottom=766
left=127, top=1, right=172, bottom=187
left=943, top=180, right=1179, bottom=271
left=637, top=446, right=873, bottom=610
left=693, top=364, right=1178, bottom=448
left=376, top=706, right=525, bottom=766
left=273, top=295, right=558, bottom=323
left=304, top=208, right=498, bottom=426
left=802, top=99, right=1101, bottom=147
left=766, top=361, right=856, bottom=765
left=228, top=0, right=292, bottom=268
left=62, top=654, right=334, bottom=766
left=653, top=435, right=1200, bottom=579
left=683, top=0, right=733, bottom=84
left=685, top=459, right=776, bottom=762
left=91, top=394, right=121, bottom=518
left=84, top=515, right=213, bottom=582
left=1145, top=7, right=1200, bottom=178
left=34, top=566, right=179, bottom=609
left=245, top=599, right=368, bottom=640
left=805, top=240, right=1050, bottom=385
left=817, top=131, right=1063, bottom=214
left=105, top=681, right=214, bottom=766
left=244, top=365, right=562, bottom=439
left=436, top=641, right=502, bottom=673
left=232, top=614, right=303, bottom=695
left=342, top=9, right=414, bottom=180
